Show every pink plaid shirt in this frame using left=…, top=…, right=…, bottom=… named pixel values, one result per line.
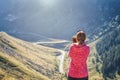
left=68, top=43, right=90, bottom=78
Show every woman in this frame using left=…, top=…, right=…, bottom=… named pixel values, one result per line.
left=68, top=31, right=90, bottom=80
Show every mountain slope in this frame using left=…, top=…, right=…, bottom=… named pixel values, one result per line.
left=87, top=39, right=103, bottom=80
left=0, top=32, right=60, bottom=80
left=96, top=26, right=120, bottom=80
left=87, top=16, right=120, bottom=80
left=83, top=25, right=120, bottom=80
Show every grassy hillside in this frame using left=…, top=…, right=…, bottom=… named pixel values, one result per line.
left=0, top=32, right=62, bottom=80
left=89, top=15, right=120, bottom=80
left=87, top=39, right=103, bottom=80
left=88, top=15, right=120, bottom=80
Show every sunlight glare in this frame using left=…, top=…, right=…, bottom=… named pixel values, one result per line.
left=40, top=0, right=57, bottom=7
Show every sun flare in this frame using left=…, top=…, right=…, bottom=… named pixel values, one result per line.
left=40, top=0, right=57, bottom=7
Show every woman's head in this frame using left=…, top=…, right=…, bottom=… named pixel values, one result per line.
left=76, top=31, right=86, bottom=45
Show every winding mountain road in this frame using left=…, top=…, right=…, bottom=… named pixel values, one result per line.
left=34, top=40, right=68, bottom=44
left=57, top=49, right=66, bottom=73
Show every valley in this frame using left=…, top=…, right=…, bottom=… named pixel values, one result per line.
left=0, top=26, right=120, bottom=80
left=0, top=0, right=120, bottom=80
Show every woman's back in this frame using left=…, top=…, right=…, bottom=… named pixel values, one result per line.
left=68, top=43, right=90, bottom=78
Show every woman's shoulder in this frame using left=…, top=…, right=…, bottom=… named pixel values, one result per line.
left=84, top=44, right=90, bottom=50
left=84, top=44, right=90, bottom=53
left=85, top=44, right=90, bottom=48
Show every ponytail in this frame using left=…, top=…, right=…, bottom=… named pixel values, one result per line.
left=79, top=40, right=84, bottom=45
